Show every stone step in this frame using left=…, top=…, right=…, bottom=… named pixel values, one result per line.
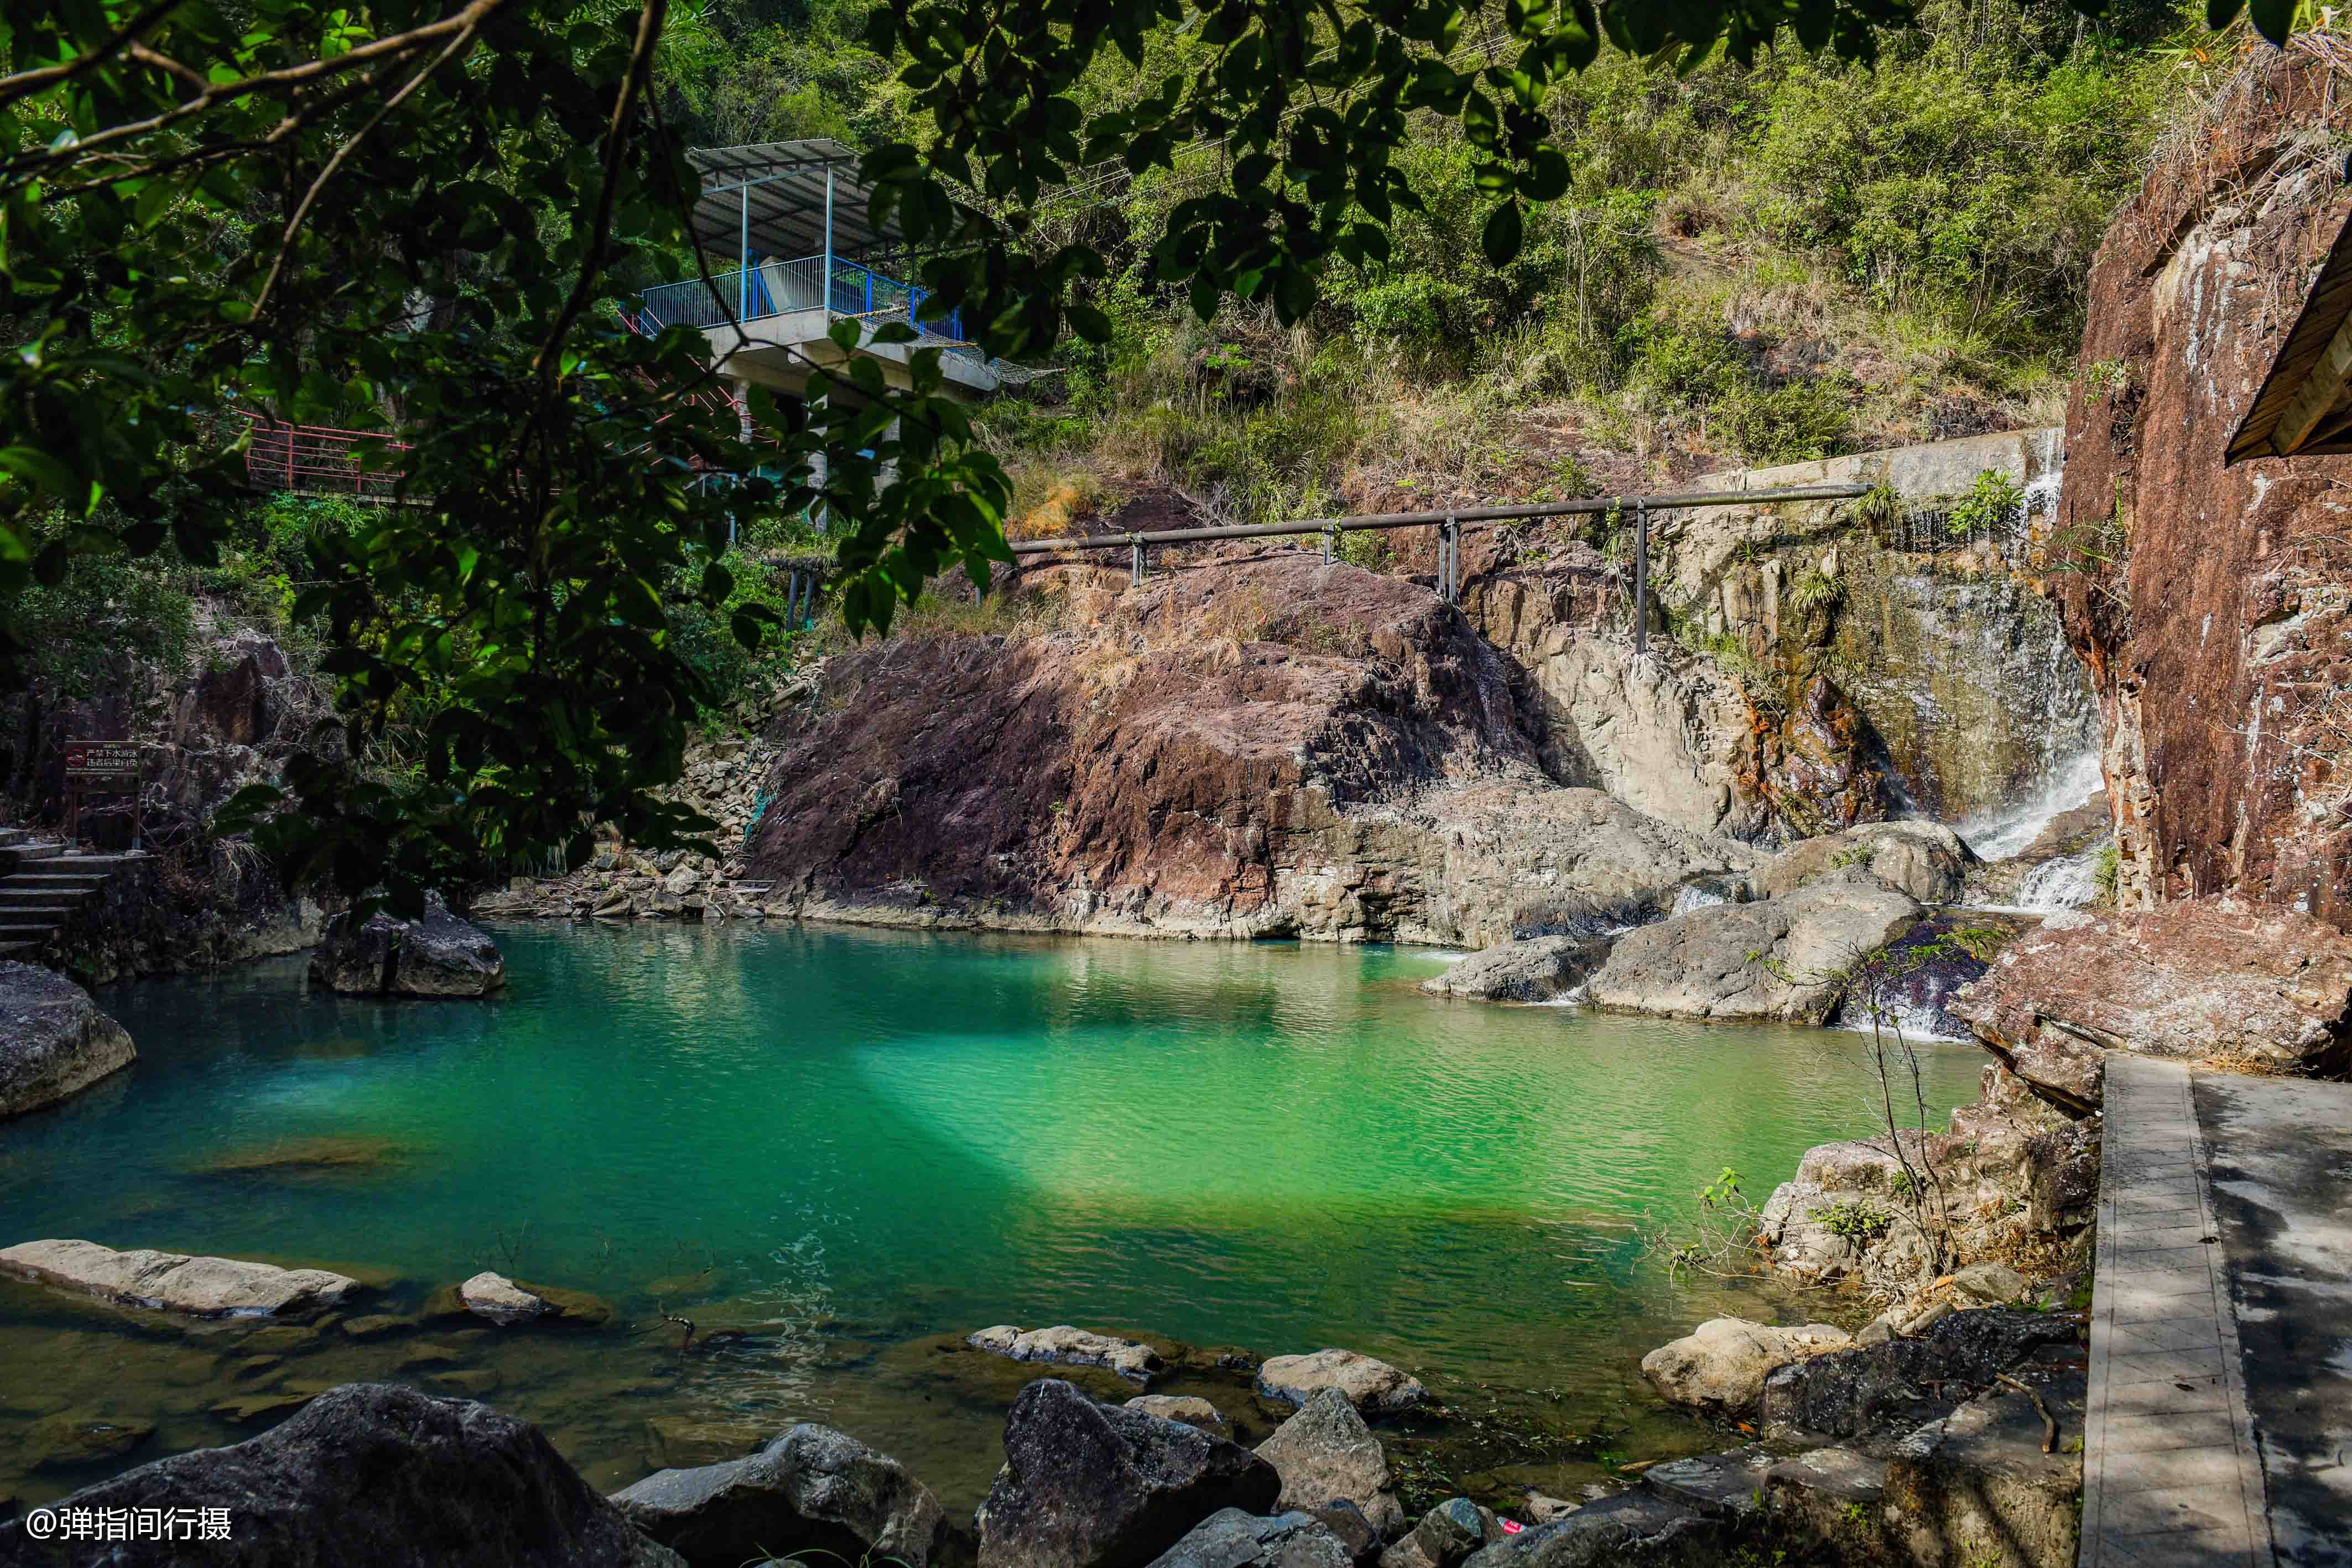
left=0, top=941, right=38, bottom=960
left=6, top=867, right=112, bottom=883
left=0, top=885, right=96, bottom=905
left=0, top=828, right=28, bottom=848
left=49, top=853, right=138, bottom=870
left=8, top=843, right=61, bottom=863
left=0, top=908, right=73, bottom=927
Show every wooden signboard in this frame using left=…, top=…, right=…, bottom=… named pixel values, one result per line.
left=61, top=739, right=144, bottom=851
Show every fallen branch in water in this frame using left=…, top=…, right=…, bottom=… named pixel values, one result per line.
left=656, top=1303, right=696, bottom=1353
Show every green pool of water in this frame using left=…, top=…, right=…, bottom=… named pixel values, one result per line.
left=0, top=923, right=1984, bottom=1511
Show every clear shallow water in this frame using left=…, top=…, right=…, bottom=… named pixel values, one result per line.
left=0, top=924, right=1984, bottom=1510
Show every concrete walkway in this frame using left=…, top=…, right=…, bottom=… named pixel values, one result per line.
left=2195, top=1071, right=2352, bottom=1568
left=2082, top=1056, right=2271, bottom=1568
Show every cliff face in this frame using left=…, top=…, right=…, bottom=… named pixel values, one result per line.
left=741, top=550, right=1760, bottom=944
left=2057, top=54, right=2352, bottom=919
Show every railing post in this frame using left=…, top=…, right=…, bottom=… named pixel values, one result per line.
left=1323, top=525, right=1335, bottom=564
left=1633, top=502, right=1649, bottom=657
left=1131, top=536, right=1144, bottom=587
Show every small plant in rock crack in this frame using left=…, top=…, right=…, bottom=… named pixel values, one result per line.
left=1815, top=1199, right=1894, bottom=1242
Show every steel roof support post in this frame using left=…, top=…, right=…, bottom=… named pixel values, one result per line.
left=738, top=183, right=750, bottom=319
left=823, top=164, right=835, bottom=317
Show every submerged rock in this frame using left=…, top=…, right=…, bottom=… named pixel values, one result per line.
left=1146, top=1508, right=1355, bottom=1568
left=452, top=1272, right=615, bottom=1329
left=1584, top=867, right=1922, bottom=1023
left=1638, top=1319, right=1852, bottom=1415
left=0, top=1238, right=357, bottom=1317
left=0, top=1383, right=681, bottom=1566
left=976, top=1377, right=1279, bottom=1568
left=970, top=1323, right=1165, bottom=1384
left=1255, top=1388, right=1406, bottom=1539
left=1419, top=936, right=1612, bottom=1003
left=0, top=961, right=135, bottom=1118
left=31, top=1412, right=155, bottom=1471
left=1256, top=1348, right=1425, bottom=1414
left=310, top=893, right=506, bottom=998
left=612, top=1422, right=946, bottom=1567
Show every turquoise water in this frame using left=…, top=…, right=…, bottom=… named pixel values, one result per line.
left=0, top=923, right=1984, bottom=1508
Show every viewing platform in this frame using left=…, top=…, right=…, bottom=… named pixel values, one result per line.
left=637, top=139, right=1011, bottom=402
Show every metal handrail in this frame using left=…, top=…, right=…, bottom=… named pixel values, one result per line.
left=637, top=254, right=972, bottom=351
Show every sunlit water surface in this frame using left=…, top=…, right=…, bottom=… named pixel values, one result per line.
left=0, top=924, right=1982, bottom=1511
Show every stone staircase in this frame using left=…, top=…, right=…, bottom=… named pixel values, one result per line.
left=0, top=828, right=141, bottom=961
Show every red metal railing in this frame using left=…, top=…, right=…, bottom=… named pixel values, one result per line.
left=242, top=414, right=413, bottom=498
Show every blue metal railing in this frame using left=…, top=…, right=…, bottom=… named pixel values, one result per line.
left=637, top=255, right=970, bottom=350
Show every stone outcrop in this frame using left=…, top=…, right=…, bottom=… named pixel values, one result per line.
left=0, top=962, right=134, bottom=1117
left=723, top=551, right=1760, bottom=945
left=1419, top=935, right=1611, bottom=1002
left=0, top=1238, right=358, bottom=1317
left=1459, top=1490, right=1724, bottom=1566
left=1760, top=1308, right=2080, bottom=1445
left=2051, top=50, right=2352, bottom=917
left=1255, top=1388, right=1406, bottom=1539
left=969, top=1324, right=1165, bottom=1384
left=0, top=1383, right=681, bottom=1567
left=1585, top=866, right=1922, bottom=1023
left=1638, top=1319, right=1853, bottom=1415
left=1377, top=1499, right=1506, bottom=1568
left=1758, top=1060, right=2098, bottom=1301
left=310, top=893, right=506, bottom=998
left=1146, top=1509, right=1355, bottom=1568
left=976, top=1378, right=1281, bottom=1568
left=1949, top=898, right=2352, bottom=1106
left=1256, top=1348, right=1425, bottom=1414
left=611, top=1423, right=946, bottom=1567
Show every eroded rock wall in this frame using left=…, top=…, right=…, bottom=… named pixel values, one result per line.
left=2057, top=53, right=2352, bottom=918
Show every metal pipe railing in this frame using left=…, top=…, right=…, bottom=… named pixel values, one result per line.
left=1005, top=483, right=1873, bottom=555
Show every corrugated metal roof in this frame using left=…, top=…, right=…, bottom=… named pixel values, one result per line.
left=687, top=139, right=896, bottom=262
left=2229, top=211, right=2352, bottom=461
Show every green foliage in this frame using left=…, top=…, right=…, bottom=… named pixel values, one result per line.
left=2094, top=838, right=2121, bottom=899
left=1814, top=1197, right=1894, bottom=1241
left=1945, top=468, right=2027, bottom=539
left=6, top=515, right=195, bottom=698
left=1787, top=569, right=1844, bottom=616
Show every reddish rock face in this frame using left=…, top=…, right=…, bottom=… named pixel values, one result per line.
left=741, top=549, right=1757, bottom=941
left=2057, top=55, right=2352, bottom=919
left=1948, top=897, right=2352, bottom=1107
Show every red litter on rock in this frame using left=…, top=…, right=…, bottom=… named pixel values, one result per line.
left=1502, top=1520, right=1524, bottom=1534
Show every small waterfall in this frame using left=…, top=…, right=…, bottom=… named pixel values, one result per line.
left=2018, top=846, right=2105, bottom=910
left=1955, top=746, right=2104, bottom=861
left=1670, top=881, right=1731, bottom=918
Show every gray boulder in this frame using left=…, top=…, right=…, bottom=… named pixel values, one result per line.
left=311, top=894, right=505, bottom=998
left=970, top=1323, right=1164, bottom=1384
left=612, top=1423, right=945, bottom=1567
left=1255, top=1388, right=1404, bottom=1539
left=1146, top=1509, right=1354, bottom=1568
left=1256, top=1348, right=1425, bottom=1414
left=1755, top=821, right=1970, bottom=905
left=1638, top=1318, right=1852, bottom=1415
left=0, top=962, right=134, bottom=1117
left=1420, top=937, right=1612, bottom=1003
left=0, top=1382, right=680, bottom=1567
left=976, top=1378, right=1280, bottom=1568
left=1584, top=867, right=1924, bottom=1023
left=1378, top=1499, right=1505, bottom=1568
left=1458, top=1491, right=1722, bottom=1566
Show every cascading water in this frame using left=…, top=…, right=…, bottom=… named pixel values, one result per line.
left=1954, top=746, right=2105, bottom=862
left=2016, top=846, right=2106, bottom=910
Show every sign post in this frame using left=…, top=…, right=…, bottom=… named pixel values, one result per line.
left=61, top=741, right=144, bottom=853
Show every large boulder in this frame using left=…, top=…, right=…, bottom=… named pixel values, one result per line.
left=1584, top=867, right=1923, bottom=1023
left=311, top=893, right=506, bottom=998
left=0, top=1238, right=357, bottom=1317
left=1146, top=1509, right=1355, bottom=1568
left=976, top=1378, right=1281, bottom=1568
left=969, top=1324, right=1165, bottom=1384
left=1755, top=820, right=1970, bottom=905
left=0, top=1383, right=681, bottom=1567
left=1638, top=1319, right=1853, bottom=1415
left=611, top=1423, right=945, bottom=1567
left=1256, top=1348, right=1425, bottom=1414
left=1255, top=1388, right=1406, bottom=1538
left=1760, top=1309, right=2082, bottom=1441
left=1377, top=1499, right=1506, bottom=1568
left=1949, top=898, right=2352, bottom=1106
left=1420, top=936, right=1612, bottom=1003
left=0, top=962, right=134, bottom=1117
left=1458, top=1491, right=1723, bottom=1566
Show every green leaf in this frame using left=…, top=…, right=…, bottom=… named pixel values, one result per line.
left=1482, top=201, right=1526, bottom=267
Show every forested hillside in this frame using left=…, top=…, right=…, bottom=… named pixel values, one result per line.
left=650, top=0, right=2218, bottom=544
